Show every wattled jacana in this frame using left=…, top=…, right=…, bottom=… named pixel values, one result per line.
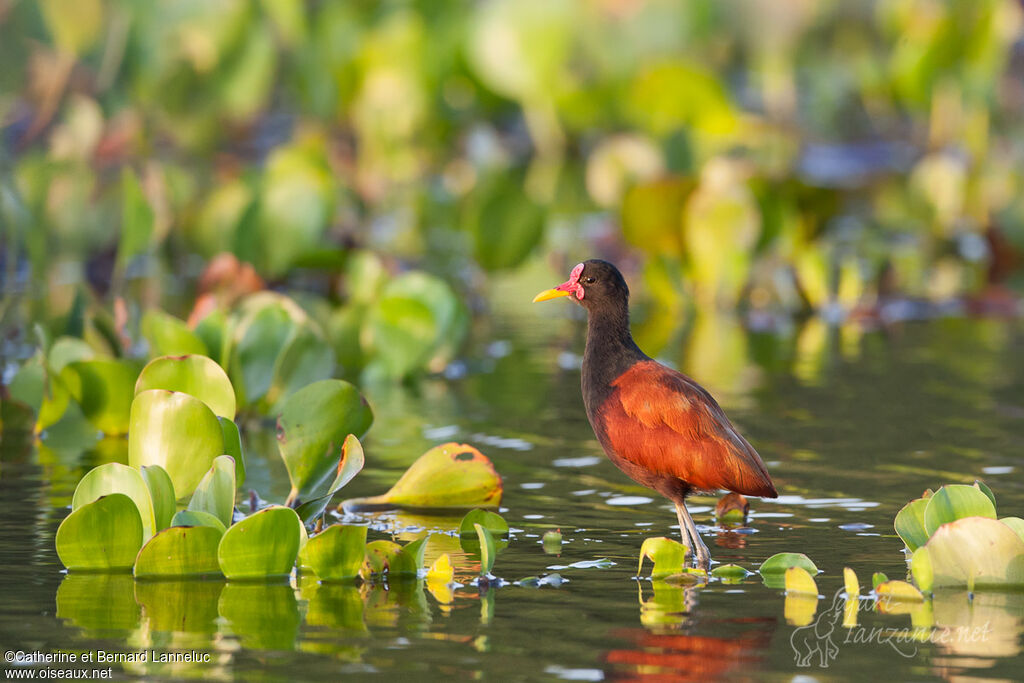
left=534, top=259, right=777, bottom=567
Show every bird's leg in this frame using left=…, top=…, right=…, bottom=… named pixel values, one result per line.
left=675, top=501, right=710, bottom=569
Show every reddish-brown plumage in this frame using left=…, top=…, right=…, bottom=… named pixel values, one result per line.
left=535, top=259, right=777, bottom=565
left=593, top=360, right=777, bottom=499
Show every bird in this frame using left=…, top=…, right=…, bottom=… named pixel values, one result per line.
left=533, top=259, right=777, bottom=568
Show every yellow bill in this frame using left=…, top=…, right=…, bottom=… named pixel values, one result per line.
left=532, top=288, right=571, bottom=303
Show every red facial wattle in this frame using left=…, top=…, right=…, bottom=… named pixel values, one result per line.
left=555, top=263, right=586, bottom=300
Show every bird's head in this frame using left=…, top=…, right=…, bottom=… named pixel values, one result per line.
left=532, top=259, right=629, bottom=312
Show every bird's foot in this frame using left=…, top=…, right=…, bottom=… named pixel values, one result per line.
left=691, top=535, right=711, bottom=570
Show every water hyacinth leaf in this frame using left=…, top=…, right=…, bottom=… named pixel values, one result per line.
left=298, top=525, right=367, bottom=581
left=172, top=510, right=227, bottom=535
left=135, top=354, right=236, bottom=418
left=466, top=175, right=544, bottom=271
left=47, top=337, right=94, bottom=373
left=140, top=465, right=175, bottom=531
left=475, top=524, right=496, bottom=576
left=217, top=506, right=301, bottom=580
left=365, top=272, right=466, bottom=379
left=187, top=455, right=236, bottom=528
left=710, top=564, right=748, bottom=582
left=459, top=509, right=509, bottom=538
left=923, top=484, right=996, bottom=537
left=342, top=443, right=502, bottom=513
left=363, top=540, right=403, bottom=578
left=875, top=580, right=924, bottom=603
left=392, top=536, right=430, bottom=578
left=911, top=547, right=934, bottom=593
left=118, top=167, right=154, bottom=266
left=56, top=494, right=143, bottom=571
left=975, top=480, right=997, bottom=511
left=758, top=552, right=818, bottom=576
left=264, top=327, right=336, bottom=410
left=427, top=553, right=454, bottom=584
left=62, top=359, right=141, bottom=435
left=894, top=496, right=931, bottom=551
left=276, top=379, right=372, bottom=504
left=133, top=526, right=223, bottom=578
left=784, top=566, right=818, bottom=596
left=128, top=389, right=225, bottom=501
left=638, top=537, right=687, bottom=578
left=71, top=462, right=156, bottom=541
left=295, top=435, right=365, bottom=525
left=844, top=567, right=860, bottom=597
left=140, top=311, right=207, bottom=358
left=219, top=417, right=246, bottom=486
left=1000, top=517, right=1024, bottom=543
left=924, top=516, right=1024, bottom=589
left=542, top=529, right=563, bottom=554
left=872, top=572, right=889, bottom=589
left=229, top=294, right=303, bottom=404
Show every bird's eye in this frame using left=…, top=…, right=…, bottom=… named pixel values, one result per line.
left=583, top=276, right=596, bottom=284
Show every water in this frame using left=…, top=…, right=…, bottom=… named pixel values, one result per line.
left=3, top=309, right=1024, bottom=681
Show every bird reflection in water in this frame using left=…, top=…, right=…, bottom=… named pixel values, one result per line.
left=606, top=583, right=775, bottom=683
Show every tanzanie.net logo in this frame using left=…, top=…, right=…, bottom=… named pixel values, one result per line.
left=789, top=588, right=993, bottom=667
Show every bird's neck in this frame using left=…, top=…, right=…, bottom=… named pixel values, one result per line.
left=581, top=305, right=648, bottom=413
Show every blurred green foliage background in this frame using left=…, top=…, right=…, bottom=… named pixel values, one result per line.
left=3, top=0, right=1024, bottom=363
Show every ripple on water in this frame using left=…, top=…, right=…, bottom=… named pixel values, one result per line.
left=606, top=496, right=654, bottom=506
left=553, top=456, right=603, bottom=468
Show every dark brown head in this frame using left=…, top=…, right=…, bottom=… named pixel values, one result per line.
left=532, top=259, right=630, bottom=314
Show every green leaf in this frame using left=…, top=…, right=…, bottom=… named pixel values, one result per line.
left=894, top=496, right=931, bottom=551
left=638, top=537, right=688, bottom=578
left=187, top=455, right=236, bottom=528
left=140, top=311, right=207, bottom=359
left=219, top=417, right=246, bottom=486
left=467, top=176, right=545, bottom=271
left=71, top=462, right=156, bottom=541
left=365, top=272, right=466, bottom=378
left=133, top=526, right=223, bottom=578
left=923, top=484, right=996, bottom=537
left=363, top=540, right=403, bottom=577
left=911, top=546, right=934, bottom=593
left=230, top=295, right=303, bottom=404
left=62, top=359, right=142, bottom=435
left=758, top=552, right=818, bottom=576
left=459, top=509, right=509, bottom=538
left=294, top=434, right=365, bottom=525
left=342, top=443, right=502, bottom=513
left=710, top=564, right=748, bottom=582
left=135, top=354, right=235, bottom=418
left=276, top=379, right=372, bottom=504
left=390, top=537, right=429, bottom=578
left=128, top=389, right=225, bottom=501
left=171, top=510, right=227, bottom=535
left=872, top=572, right=889, bottom=589
left=975, top=480, right=997, bottom=511
left=140, top=465, right=175, bottom=531
left=475, top=523, right=496, bottom=576
left=56, top=494, right=143, bottom=571
left=298, top=525, right=367, bottom=581
left=118, top=168, right=154, bottom=266
left=217, top=506, right=301, bottom=579
left=1000, top=517, right=1024, bottom=543
left=265, top=327, right=336, bottom=410
left=924, top=516, right=1024, bottom=589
